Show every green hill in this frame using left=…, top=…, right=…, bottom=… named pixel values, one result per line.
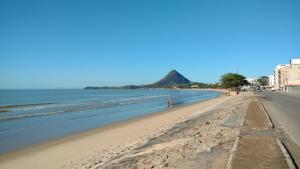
left=84, top=70, right=191, bottom=89
left=147, top=70, right=191, bottom=88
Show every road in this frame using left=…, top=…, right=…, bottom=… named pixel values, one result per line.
left=258, top=91, right=300, bottom=167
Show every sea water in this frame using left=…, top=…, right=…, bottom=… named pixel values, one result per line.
left=0, top=89, right=220, bottom=153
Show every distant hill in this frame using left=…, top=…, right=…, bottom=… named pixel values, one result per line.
left=147, top=70, right=191, bottom=88
left=84, top=70, right=191, bottom=89
left=84, top=86, right=118, bottom=89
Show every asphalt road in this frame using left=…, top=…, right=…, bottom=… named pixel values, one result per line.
left=258, top=91, right=300, bottom=167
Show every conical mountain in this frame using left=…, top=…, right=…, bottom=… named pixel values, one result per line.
left=84, top=70, right=191, bottom=89
left=149, top=70, right=191, bottom=87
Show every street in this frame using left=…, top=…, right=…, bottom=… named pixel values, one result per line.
left=258, top=91, right=300, bottom=167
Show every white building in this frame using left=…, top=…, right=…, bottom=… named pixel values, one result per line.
left=268, top=75, right=275, bottom=88
left=290, top=59, right=300, bottom=65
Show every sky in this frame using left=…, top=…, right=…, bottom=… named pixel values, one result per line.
left=1, top=0, right=300, bottom=89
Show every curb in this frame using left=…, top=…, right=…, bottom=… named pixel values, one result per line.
left=260, top=101, right=274, bottom=129
left=239, top=110, right=247, bottom=127
left=261, top=100, right=296, bottom=169
left=238, top=101, right=248, bottom=135
left=226, top=100, right=247, bottom=169
left=240, top=102, right=248, bottom=127
left=276, top=139, right=297, bottom=169
left=238, top=111, right=247, bottom=136
left=225, top=136, right=240, bottom=169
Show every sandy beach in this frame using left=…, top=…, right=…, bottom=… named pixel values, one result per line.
left=0, top=92, right=251, bottom=169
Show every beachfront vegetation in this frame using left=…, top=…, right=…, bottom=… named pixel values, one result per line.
left=173, top=82, right=222, bottom=89
left=220, top=73, right=248, bottom=91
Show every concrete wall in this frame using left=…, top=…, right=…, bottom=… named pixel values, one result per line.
left=287, top=86, right=300, bottom=92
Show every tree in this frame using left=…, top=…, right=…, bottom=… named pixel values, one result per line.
left=257, top=76, right=268, bottom=87
left=220, top=73, right=248, bottom=91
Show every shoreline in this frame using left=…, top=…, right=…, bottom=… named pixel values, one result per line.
left=0, top=90, right=223, bottom=154
left=0, top=93, right=221, bottom=155
left=0, top=92, right=230, bottom=169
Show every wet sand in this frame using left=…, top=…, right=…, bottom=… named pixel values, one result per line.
left=0, top=92, right=251, bottom=169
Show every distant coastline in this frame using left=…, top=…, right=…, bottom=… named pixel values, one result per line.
left=84, top=70, right=223, bottom=90
left=84, top=85, right=142, bottom=90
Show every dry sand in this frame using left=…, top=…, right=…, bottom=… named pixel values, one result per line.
left=0, top=92, right=251, bottom=169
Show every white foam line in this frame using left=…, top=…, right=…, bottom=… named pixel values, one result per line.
left=13, top=103, right=80, bottom=111
left=102, top=94, right=170, bottom=103
left=12, top=95, right=170, bottom=111
left=0, top=111, right=62, bottom=121
left=0, top=100, right=148, bottom=121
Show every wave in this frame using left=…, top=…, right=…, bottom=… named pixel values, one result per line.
left=0, top=98, right=154, bottom=122
left=102, top=94, right=170, bottom=103
left=0, top=102, right=56, bottom=109
left=9, top=94, right=170, bottom=111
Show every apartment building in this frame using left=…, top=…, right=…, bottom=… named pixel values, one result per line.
left=274, top=59, right=300, bottom=92
left=274, top=64, right=289, bottom=90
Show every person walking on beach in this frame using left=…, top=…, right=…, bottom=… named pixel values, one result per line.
left=168, top=98, right=173, bottom=109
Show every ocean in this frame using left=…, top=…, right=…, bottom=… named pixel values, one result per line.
left=0, top=89, right=220, bottom=153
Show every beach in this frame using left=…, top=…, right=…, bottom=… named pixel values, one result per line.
left=0, top=92, right=251, bottom=169
left=2, top=0, right=299, bottom=168
left=0, top=89, right=221, bottom=153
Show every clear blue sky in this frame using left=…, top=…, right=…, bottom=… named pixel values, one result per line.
left=1, top=0, right=300, bottom=89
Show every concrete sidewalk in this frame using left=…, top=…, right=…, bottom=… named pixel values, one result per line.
left=227, top=99, right=293, bottom=169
